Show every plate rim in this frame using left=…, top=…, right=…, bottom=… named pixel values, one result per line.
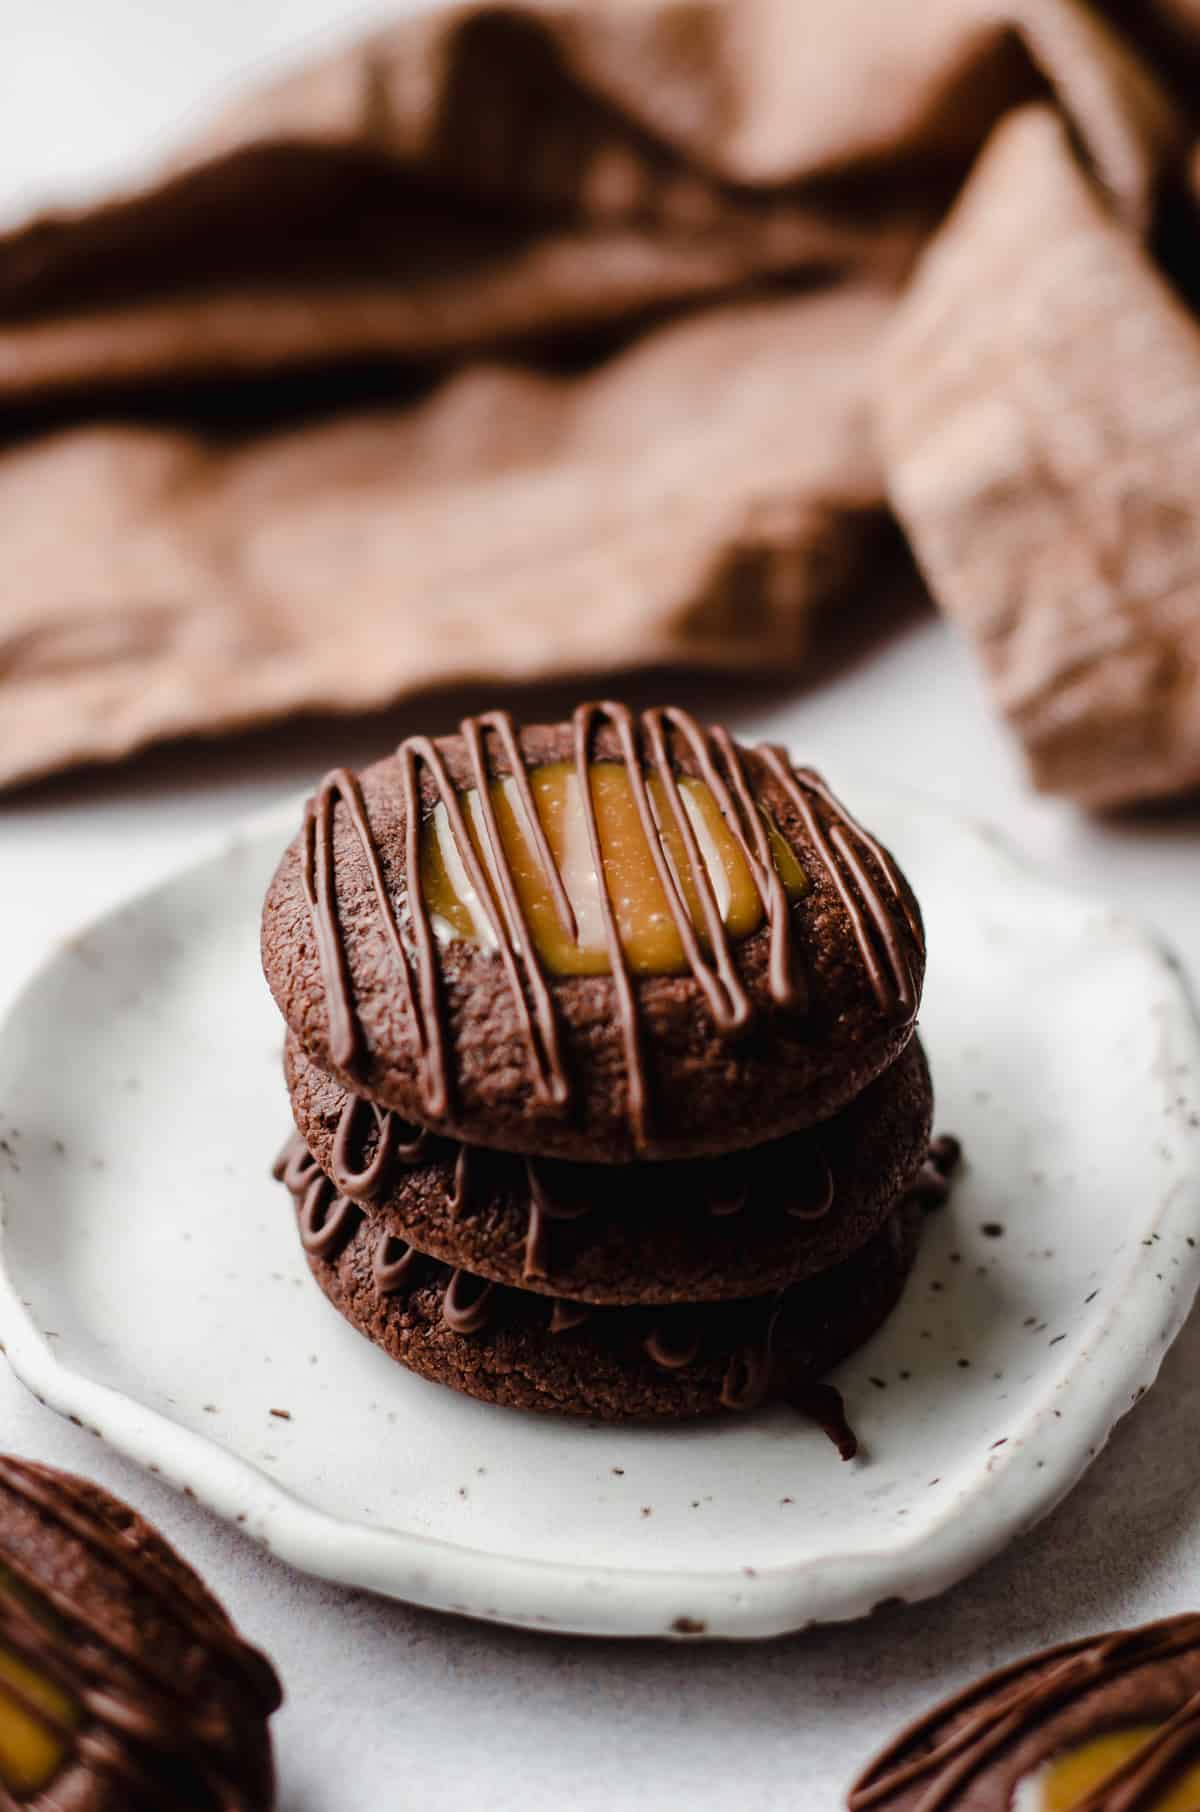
left=2, top=785, right=1199, bottom=1641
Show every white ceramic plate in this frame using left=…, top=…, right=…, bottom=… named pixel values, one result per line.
left=1, top=784, right=1198, bottom=1640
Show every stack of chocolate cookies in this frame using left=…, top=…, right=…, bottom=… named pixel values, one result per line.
left=262, top=704, right=945, bottom=1429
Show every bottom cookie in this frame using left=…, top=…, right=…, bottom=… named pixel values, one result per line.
left=279, top=1139, right=929, bottom=1422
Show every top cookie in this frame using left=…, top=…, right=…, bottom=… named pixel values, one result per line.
left=0, top=1454, right=281, bottom=1811
left=849, top=1612, right=1200, bottom=1810
left=262, top=703, right=925, bottom=1161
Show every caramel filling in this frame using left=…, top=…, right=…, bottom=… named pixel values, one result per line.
left=0, top=1647, right=75, bottom=1794
left=420, top=761, right=806, bottom=976
left=1015, top=1727, right=1200, bottom=1811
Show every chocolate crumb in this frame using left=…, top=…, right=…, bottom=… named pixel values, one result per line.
left=928, top=1134, right=962, bottom=1175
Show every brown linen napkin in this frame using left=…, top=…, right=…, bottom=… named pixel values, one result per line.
left=2, top=0, right=1199, bottom=803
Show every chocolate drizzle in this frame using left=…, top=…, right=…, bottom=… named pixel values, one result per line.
left=371, top=1234, right=420, bottom=1297
left=297, top=704, right=921, bottom=1150
left=547, top=1300, right=593, bottom=1334
left=849, top=1616, right=1200, bottom=1812
left=716, top=1133, right=956, bottom=1425
left=0, top=1457, right=279, bottom=1812
left=705, top=1173, right=750, bottom=1218
left=523, top=1161, right=591, bottom=1281
left=278, top=1141, right=500, bottom=1339
left=448, top=1144, right=472, bottom=1219
left=278, top=1130, right=955, bottom=1420
left=787, top=1145, right=834, bottom=1221
left=303, top=1087, right=839, bottom=1286
left=759, top=750, right=922, bottom=1015
left=643, top=1319, right=703, bottom=1371
left=441, top=1269, right=496, bottom=1335
left=276, top=1133, right=363, bottom=1258
left=790, top=1381, right=859, bottom=1461
left=280, top=1140, right=789, bottom=1382
left=330, top=1090, right=429, bottom=1201
left=297, top=1177, right=360, bottom=1260
left=720, top=1299, right=783, bottom=1411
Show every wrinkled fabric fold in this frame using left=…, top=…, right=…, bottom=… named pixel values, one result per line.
left=2, top=0, right=1199, bottom=803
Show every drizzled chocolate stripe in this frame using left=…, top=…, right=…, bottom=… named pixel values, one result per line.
left=570, top=704, right=652, bottom=1145
left=652, top=708, right=803, bottom=1014
left=448, top=1145, right=472, bottom=1219
left=720, top=1298, right=783, bottom=1411
left=282, top=1147, right=947, bottom=1439
left=296, top=1171, right=361, bottom=1260
left=0, top=1464, right=277, bottom=1705
left=0, top=1457, right=279, bottom=1812
left=547, top=1300, right=593, bottom=1334
left=461, top=711, right=574, bottom=1104
left=593, top=703, right=751, bottom=1035
left=331, top=1091, right=429, bottom=1200
left=283, top=1156, right=772, bottom=1381
left=0, top=1598, right=77, bottom=1746
left=299, top=1086, right=838, bottom=1287
left=788, top=1146, right=834, bottom=1221
left=848, top=1617, right=1200, bottom=1812
left=644, top=1319, right=703, bottom=1371
left=401, top=731, right=568, bottom=1115
left=301, top=768, right=427, bottom=1090
left=298, top=705, right=920, bottom=1151
left=278, top=1144, right=500, bottom=1340
left=442, top=1270, right=496, bottom=1335
left=372, top=1234, right=420, bottom=1297
left=271, top=1134, right=316, bottom=1194
left=759, top=748, right=921, bottom=1016
left=1073, top=1692, right=1200, bottom=1812
left=523, top=1160, right=591, bottom=1281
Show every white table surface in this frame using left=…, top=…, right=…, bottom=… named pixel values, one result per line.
left=5, top=10, right=1200, bottom=1808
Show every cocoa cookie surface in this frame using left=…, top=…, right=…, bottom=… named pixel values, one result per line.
left=0, top=1455, right=281, bottom=1811
left=849, top=1613, right=1200, bottom=1811
left=280, top=1149, right=924, bottom=1422
left=261, top=705, right=925, bottom=1162
left=285, top=1033, right=934, bottom=1304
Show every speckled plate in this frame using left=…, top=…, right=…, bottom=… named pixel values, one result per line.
left=0, top=785, right=1198, bottom=1640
